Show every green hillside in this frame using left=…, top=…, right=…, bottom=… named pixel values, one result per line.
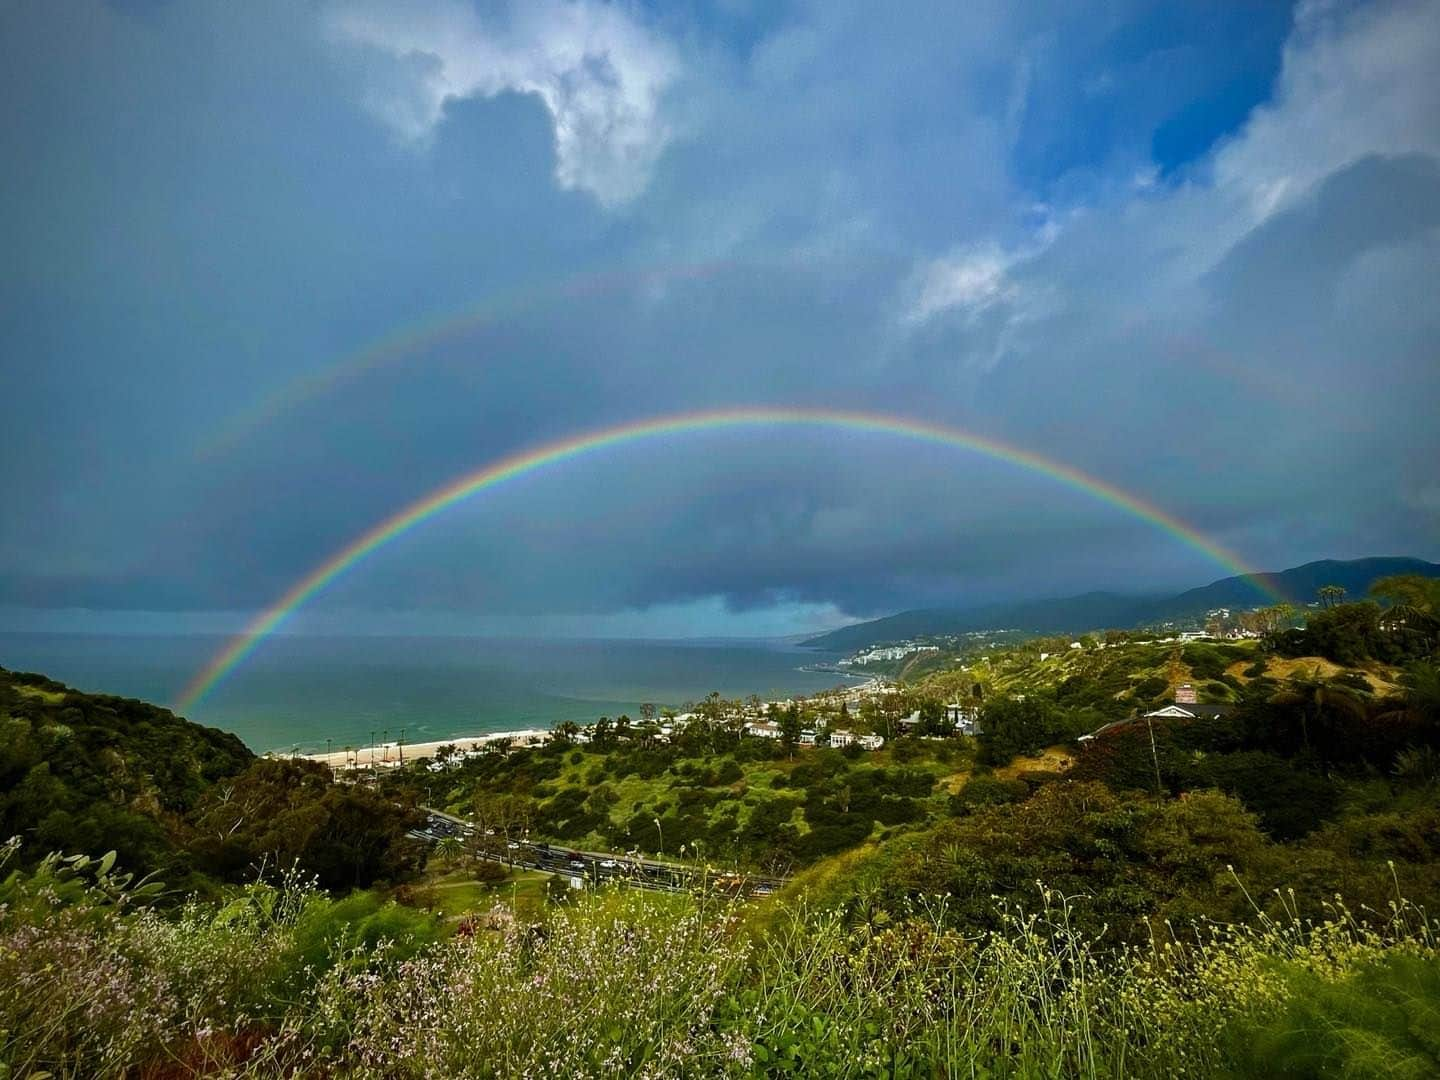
left=0, top=666, right=253, bottom=882
left=3, top=595, right=1439, bottom=1076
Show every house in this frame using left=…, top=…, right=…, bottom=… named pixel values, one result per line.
left=745, top=721, right=782, bottom=739
left=798, top=730, right=817, bottom=747
left=945, top=703, right=980, bottom=735
left=896, top=710, right=921, bottom=731
left=1077, top=688, right=1234, bottom=742
left=829, top=729, right=856, bottom=748
left=857, top=734, right=884, bottom=750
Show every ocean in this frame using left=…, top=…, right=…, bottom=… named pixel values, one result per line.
left=0, top=632, right=861, bottom=754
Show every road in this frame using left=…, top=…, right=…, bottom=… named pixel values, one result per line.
left=412, top=807, right=784, bottom=899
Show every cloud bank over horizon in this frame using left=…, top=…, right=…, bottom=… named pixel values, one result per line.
left=2, top=0, right=1437, bottom=637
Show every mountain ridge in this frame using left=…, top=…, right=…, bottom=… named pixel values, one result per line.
left=803, top=556, right=1440, bottom=651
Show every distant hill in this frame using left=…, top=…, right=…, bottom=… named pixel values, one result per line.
left=803, top=556, right=1440, bottom=652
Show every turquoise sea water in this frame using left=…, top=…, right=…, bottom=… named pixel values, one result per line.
left=0, top=633, right=859, bottom=754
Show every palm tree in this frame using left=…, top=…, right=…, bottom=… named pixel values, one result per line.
left=1318, top=584, right=1346, bottom=609
left=434, top=835, right=463, bottom=867
left=1269, top=668, right=1368, bottom=756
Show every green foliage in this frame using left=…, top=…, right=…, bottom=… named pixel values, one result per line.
left=1195, top=750, right=1340, bottom=840
left=976, top=694, right=1063, bottom=764
left=949, top=773, right=1028, bottom=814
left=189, top=758, right=425, bottom=890
left=1279, top=601, right=1432, bottom=666
left=1220, top=954, right=1440, bottom=1079
left=0, top=667, right=253, bottom=884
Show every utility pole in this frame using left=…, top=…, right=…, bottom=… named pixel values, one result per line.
left=1145, top=715, right=1164, bottom=801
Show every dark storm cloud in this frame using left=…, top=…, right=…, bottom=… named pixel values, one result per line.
left=1, top=0, right=1436, bottom=635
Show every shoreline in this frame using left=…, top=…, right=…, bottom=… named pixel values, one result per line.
left=294, top=676, right=887, bottom=767
left=301, top=728, right=547, bottom=768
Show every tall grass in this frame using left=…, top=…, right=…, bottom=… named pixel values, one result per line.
left=1, top=837, right=1436, bottom=1078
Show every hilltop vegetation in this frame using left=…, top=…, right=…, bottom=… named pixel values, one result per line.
left=0, top=667, right=253, bottom=887
left=0, top=667, right=424, bottom=892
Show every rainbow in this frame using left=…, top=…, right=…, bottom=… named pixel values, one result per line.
left=197, top=257, right=752, bottom=459
left=175, top=407, right=1285, bottom=713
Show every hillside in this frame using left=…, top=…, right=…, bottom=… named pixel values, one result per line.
left=0, top=665, right=254, bottom=880
left=2, top=616, right=1439, bottom=1076
left=804, top=555, right=1440, bottom=651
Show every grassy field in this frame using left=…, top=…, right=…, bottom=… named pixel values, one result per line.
left=411, top=865, right=554, bottom=921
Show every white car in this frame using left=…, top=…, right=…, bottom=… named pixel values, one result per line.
left=599, top=858, right=618, bottom=870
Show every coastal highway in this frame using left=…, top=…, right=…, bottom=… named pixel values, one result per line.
left=413, top=807, right=784, bottom=899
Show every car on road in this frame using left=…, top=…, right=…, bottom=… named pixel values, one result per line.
left=599, top=858, right=617, bottom=870
left=568, top=858, right=586, bottom=870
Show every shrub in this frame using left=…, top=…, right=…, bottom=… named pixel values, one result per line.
left=1219, top=953, right=1440, bottom=1079
left=949, top=774, right=1028, bottom=814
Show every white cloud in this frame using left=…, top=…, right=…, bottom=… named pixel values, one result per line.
left=903, top=244, right=1021, bottom=327
left=1212, top=0, right=1440, bottom=227
left=327, top=0, right=679, bottom=207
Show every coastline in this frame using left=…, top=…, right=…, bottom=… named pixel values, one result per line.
left=287, top=674, right=887, bottom=767
left=301, top=728, right=547, bottom=768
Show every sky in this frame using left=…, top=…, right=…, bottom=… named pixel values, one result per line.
left=1, top=0, right=1437, bottom=639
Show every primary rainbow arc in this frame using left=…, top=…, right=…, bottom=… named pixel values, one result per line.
left=176, top=407, right=1284, bottom=713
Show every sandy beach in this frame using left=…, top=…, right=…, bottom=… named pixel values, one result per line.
left=303, top=728, right=547, bottom=768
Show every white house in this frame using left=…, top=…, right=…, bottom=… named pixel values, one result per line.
left=857, top=734, right=884, bottom=750
left=945, top=703, right=980, bottom=735
left=745, top=721, right=782, bottom=739
left=1077, top=687, right=1234, bottom=742
left=829, top=729, right=856, bottom=748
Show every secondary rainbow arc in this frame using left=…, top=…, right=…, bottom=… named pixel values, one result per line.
left=175, top=407, right=1285, bottom=713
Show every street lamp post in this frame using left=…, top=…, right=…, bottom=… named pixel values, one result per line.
left=654, top=817, right=663, bottom=857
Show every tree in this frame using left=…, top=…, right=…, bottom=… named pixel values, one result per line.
left=918, top=700, right=949, bottom=737
left=1372, top=576, right=1440, bottom=652
left=779, top=703, right=803, bottom=758
left=189, top=758, right=423, bottom=889
left=976, top=695, right=1060, bottom=765
left=1318, top=584, right=1347, bottom=609
left=434, top=834, right=463, bottom=866
left=1371, top=574, right=1440, bottom=616
left=1268, top=670, right=1368, bottom=759
left=1257, top=603, right=1297, bottom=649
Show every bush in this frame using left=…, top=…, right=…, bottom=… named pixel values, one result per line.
left=472, top=859, right=510, bottom=883
left=1194, top=751, right=1340, bottom=841
left=1220, top=954, right=1440, bottom=1079
left=949, top=775, right=1028, bottom=814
